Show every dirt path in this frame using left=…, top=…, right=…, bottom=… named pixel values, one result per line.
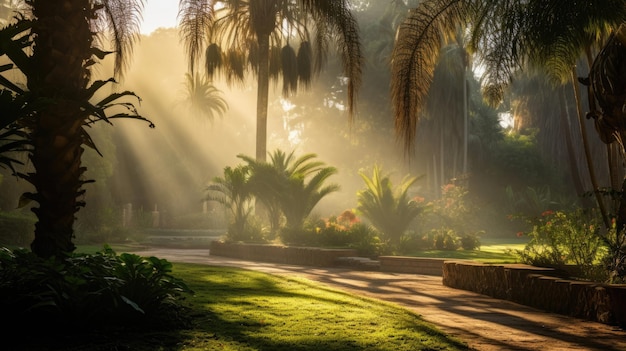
left=136, top=248, right=626, bottom=351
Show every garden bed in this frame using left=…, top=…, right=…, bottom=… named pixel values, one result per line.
left=442, top=260, right=626, bottom=328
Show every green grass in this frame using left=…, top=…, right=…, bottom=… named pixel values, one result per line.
left=81, top=263, right=467, bottom=351
left=407, top=237, right=528, bottom=263
left=177, top=264, right=469, bottom=350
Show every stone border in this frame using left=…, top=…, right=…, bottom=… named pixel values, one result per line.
left=378, top=256, right=452, bottom=276
left=442, top=260, right=626, bottom=328
left=209, top=241, right=358, bottom=267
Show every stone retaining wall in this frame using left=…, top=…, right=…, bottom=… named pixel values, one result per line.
left=378, top=256, right=451, bottom=275
left=209, top=241, right=358, bottom=267
left=442, top=261, right=626, bottom=328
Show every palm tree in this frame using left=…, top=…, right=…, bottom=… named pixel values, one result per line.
left=205, top=165, right=253, bottom=241
left=239, top=149, right=339, bottom=236
left=1, top=1, right=150, bottom=258
left=178, top=72, right=228, bottom=122
left=178, top=0, right=363, bottom=161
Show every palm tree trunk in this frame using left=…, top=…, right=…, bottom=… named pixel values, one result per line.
left=559, top=85, right=592, bottom=209
left=571, top=67, right=610, bottom=228
left=256, top=34, right=270, bottom=162
left=28, top=0, right=93, bottom=258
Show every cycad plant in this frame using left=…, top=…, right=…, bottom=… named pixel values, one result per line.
left=356, top=166, right=423, bottom=249
left=239, top=149, right=339, bottom=240
left=205, top=165, right=254, bottom=241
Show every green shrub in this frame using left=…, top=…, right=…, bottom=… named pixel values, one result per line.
left=460, top=232, right=482, bottom=250
left=0, top=211, right=35, bottom=246
left=0, top=246, right=192, bottom=337
left=432, top=228, right=460, bottom=251
left=514, top=209, right=607, bottom=281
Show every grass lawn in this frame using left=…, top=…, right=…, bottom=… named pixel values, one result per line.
left=54, top=263, right=467, bottom=351
left=169, top=264, right=469, bottom=351
left=406, top=237, right=528, bottom=263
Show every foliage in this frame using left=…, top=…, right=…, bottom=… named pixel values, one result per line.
left=178, top=72, right=228, bottom=123
left=513, top=209, right=607, bottom=281
left=432, top=228, right=460, bottom=251
left=179, top=0, right=363, bottom=161
left=416, top=183, right=482, bottom=252
left=205, top=165, right=254, bottom=242
left=504, top=185, right=576, bottom=219
left=356, top=165, right=424, bottom=250
left=240, top=149, right=340, bottom=237
left=0, top=246, right=192, bottom=342
left=459, top=232, right=482, bottom=251
left=601, top=223, right=626, bottom=284
left=0, top=210, right=35, bottom=246
left=283, top=209, right=384, bottom=256
left=0, top=5, right=154, bottom=258
left=491, top=132, right=556, bottom=189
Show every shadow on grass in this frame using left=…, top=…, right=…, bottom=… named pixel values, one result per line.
left=177, top=265, right=470, bottom=351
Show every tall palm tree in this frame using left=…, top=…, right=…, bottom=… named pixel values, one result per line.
left=2, top=1, right=150, bottom=258
left=179, top=72, right=228, bottom=122
left=178, top=0, right=363, bottom=161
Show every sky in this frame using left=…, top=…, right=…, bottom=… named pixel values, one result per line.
left=140, top=1, right=180, bottom=35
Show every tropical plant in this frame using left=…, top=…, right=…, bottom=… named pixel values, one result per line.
left=514, top=209, right=606, bottom=281
left=356, top=165, right=424, bottom=249
left=239, top=149, right=339, bottom=240
left=0, top=1, right=153, bottom=259
left=0, top=246, right=192, bottom=335
left=178, top=72, right=228, bottom=122
left=205, top=165, right=255, bottom=241
left=178, top=0, right=363, bottom=161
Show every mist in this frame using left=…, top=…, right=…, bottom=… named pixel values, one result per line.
left=83, top=26, right=409, bottom=229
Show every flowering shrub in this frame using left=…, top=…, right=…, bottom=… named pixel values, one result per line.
left=415, top=183, right=481, bottom=251
left=283, top=210, right=383, bottom=256
left=514, top=209, right=606, bottom=280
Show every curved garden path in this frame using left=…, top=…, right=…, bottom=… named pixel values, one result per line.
left=136, top=248, right=626, bottom=351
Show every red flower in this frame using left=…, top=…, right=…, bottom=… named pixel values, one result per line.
left=541, top=210, right=554, bottom=217
left=516, top=231, right=524, bottom=237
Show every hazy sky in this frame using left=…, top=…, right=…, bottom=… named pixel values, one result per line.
left=140, top=1, right=179, bottom=34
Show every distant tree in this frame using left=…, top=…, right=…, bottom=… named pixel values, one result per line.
left=179, top=72, right=228, bottom=123
left=178, top=0, right=363, bottom=161
left=390, top=0, right=626, bottom=226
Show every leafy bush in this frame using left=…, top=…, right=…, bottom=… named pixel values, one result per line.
left=0, top=211, right=35, bottom=246
left=514, top=209, right=606, bottom=280
left=432, top=228, right=460, bottom=251
left=0, top=246, right=193, bottom=338
left=460, top=232, right=482, bottom=250
left=281, top=210, right=384, bottom=256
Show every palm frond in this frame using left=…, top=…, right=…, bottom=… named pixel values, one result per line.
left=297, top=41, right=312, bottom=88
left=98, top=0, right=145, bottom=78
left=205, top=43, right=223, bottom=78
left=391, top=0, right=470, bottom=153
left=281, top=44, right=298, bottom=96
left=178, top=0, right=216, bottom=74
